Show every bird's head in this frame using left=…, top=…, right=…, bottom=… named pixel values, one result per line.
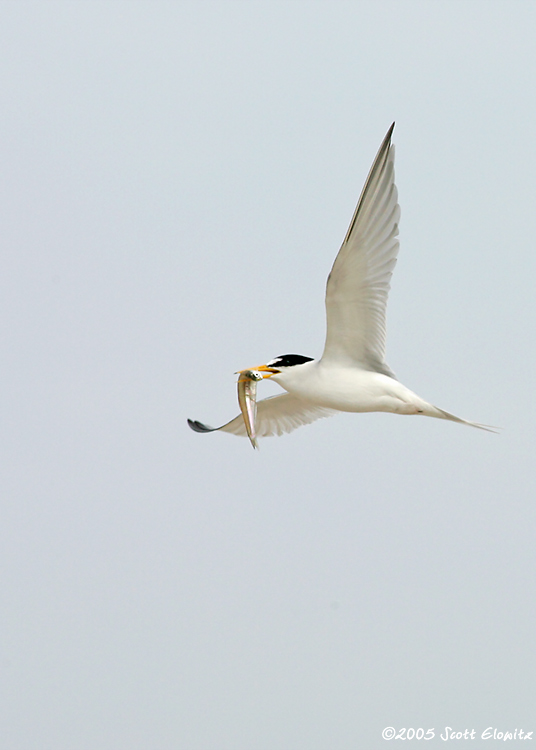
left=237, top=354, right=314, bottom=384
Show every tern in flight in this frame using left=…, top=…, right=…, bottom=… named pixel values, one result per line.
left=188, top=124, right=494, bottom=445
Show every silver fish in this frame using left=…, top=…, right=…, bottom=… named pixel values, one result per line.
left=237, top=369, right=262, bottom=450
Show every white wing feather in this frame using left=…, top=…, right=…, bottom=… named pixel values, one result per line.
left=322, top=123, right=399, bottom=376
left=189, top=393, right=336, bottom=438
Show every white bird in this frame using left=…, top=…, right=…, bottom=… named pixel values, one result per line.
left=188, top=124, right=495, bottom=445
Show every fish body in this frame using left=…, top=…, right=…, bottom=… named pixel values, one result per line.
left=237, top=370, right=262, bottom=449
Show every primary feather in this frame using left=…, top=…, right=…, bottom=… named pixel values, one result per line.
left=322, top=122, right=399, bottom=376
left=188, top=393, right=336, bottom=438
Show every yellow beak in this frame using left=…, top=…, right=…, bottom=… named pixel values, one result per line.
left=235, top=364, right=280, bottom=379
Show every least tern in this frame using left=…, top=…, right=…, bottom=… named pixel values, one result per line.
left=188, top=124, right=495, bottom=445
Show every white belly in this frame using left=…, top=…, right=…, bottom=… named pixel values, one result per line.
left=272, top=362, right=429, bottom=415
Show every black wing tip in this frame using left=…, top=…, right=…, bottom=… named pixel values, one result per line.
left=187, top=418, right=217, bottom=433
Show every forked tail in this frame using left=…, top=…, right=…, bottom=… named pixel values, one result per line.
left=430, top=406, right=499, bottom=433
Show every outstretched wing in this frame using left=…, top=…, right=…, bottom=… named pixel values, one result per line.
left=188, top=393, right=336, bottom=439
left=322, top=123, right=400, bottom=377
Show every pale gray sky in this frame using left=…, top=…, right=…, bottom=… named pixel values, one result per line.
left=1, top=2, right=535, bottom=748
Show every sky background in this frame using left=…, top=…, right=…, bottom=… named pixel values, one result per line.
left=1, top=2, right=535, bottom=748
